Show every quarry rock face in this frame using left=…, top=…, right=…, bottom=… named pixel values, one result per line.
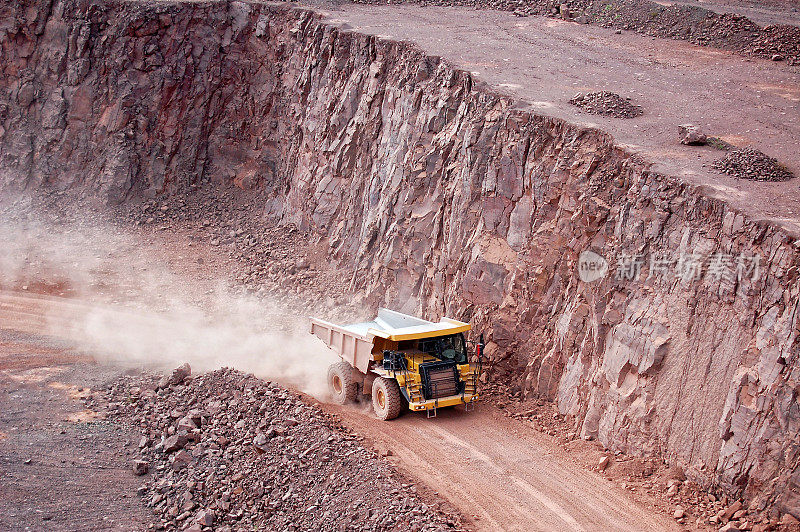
left=1, top=0, right=798, bottom=515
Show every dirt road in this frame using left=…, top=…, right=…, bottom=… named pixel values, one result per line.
left=0, top=287, right=676, bottom=531
left=0, top=197, right=680, bottom=530
left=324, top=402, right=674, bottom=532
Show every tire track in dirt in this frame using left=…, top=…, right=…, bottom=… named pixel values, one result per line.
left=321, top=401, right=676, bottom=531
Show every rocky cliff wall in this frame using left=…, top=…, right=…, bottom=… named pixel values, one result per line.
left=2, top=0, right=798, bottom=514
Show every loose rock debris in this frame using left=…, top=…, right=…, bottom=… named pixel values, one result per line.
left=712, top=147, right=795, bottom=182
left=568, top=91, right=643, bottom=118
left=678, top=124, right=707, bottom=146
left=85, top=366, right=463, bottom=531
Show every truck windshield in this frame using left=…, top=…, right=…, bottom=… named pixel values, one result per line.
left=418, top=334, right=467, bottom=364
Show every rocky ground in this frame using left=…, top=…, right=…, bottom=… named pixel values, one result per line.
left=0, top=329, right=155, bottom=531
left=349, top=0, right=800, bottom=65
left=114, top=187, right=800, bottom=531
left=106, top=186, right=800, bottom=530
left=85, top=364, right=462, bottom=531
left=0, top=192, right=463, bottom=531
left=117, top=187, right=366, bottom=321
left=3, top=0, right=800, bottom=528
left=568, top=91, right=643, bottom=119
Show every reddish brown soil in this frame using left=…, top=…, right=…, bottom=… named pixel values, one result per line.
left=342, top=0, right=800, bottom=64
left=0, top=331, right=153, bottom=531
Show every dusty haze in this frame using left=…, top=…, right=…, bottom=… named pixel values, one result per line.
left=0, top=208, right=339, bottom=398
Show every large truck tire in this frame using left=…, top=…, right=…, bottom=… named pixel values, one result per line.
left=328, top=362, right=358, bottom=404
left=372, top=377, right=403, bottom=420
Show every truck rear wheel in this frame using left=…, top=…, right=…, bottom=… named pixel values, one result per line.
left=372, top=377, right=402, bottom=420
left=328, top=362, right=358, bottom=404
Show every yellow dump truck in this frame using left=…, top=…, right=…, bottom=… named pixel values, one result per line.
left=310, top=309, right=483, bottom=420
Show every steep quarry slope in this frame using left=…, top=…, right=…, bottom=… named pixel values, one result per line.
left=311, top=3, right=800, bottom=226
left=2, top=0, right=799, bottom=517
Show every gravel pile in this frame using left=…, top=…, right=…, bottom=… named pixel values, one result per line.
left=712, top=147, right=794, bottom=182
left=744, top=24, right=800, bottom=64
left=86, top=365, right=462, bottom=531
left=568, top=91, right=643, bottom=119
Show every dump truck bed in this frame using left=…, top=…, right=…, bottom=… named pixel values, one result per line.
left=309, top=318, right=374, bottom=373
left=310, top=309, right=471, bottom=372
left=341, top=310, right=470, bottom=340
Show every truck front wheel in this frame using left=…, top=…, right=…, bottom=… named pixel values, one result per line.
left=328, top=362, right=358, bottom=404
left=372, top=377, right=402, bottom=420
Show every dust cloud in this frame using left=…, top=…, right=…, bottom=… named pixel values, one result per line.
left=0, top=211, right=339, bottom=398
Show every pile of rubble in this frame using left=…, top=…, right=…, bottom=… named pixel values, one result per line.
left=86, top=365, right=462, bottom=531
left=712, top=147, right=795, bottom=182
left=568, top=91, right=643, bottom=119
left=119, top=185, right=361, bottom=318
left=744, top=24, right=800, bottom=64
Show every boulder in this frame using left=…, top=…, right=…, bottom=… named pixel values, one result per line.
left=132, top=460, right=149, bottom=476
left=171, top=449, right=193, bottom=470
left=169, top=363, right=192, bottom=385
left=163, top=433, right=188, bottom=453
left=177, top=416, right=198, bottom=432
left=722, top=501, right=744, bottom=522
left=195, top=509, right=214, bottom=527
left=678, top=124, right=707, bottom=145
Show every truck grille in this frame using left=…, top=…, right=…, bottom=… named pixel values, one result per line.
left=420, top=361, right=461, bottom=400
